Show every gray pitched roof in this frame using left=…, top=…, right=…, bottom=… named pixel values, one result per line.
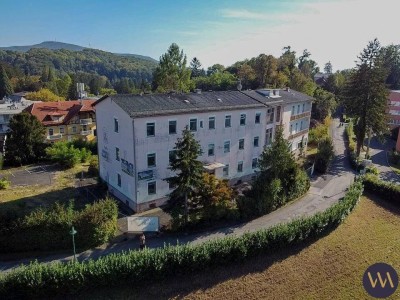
left=105, top=91, right=265, bottom=118
left=95, top=89, right=313, bottom=118
left=242, top=89, right=313, bottom=105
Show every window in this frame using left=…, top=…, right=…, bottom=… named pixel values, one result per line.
left=208, top=144, right=215, bottom=156
left=292, top=106, right=295, bottom=115
left=276, top=106, right=281, bottom=122
left=302, top=103, right=305, bottom=113
left=147, top=122, right=155, bottom=137
left=225, top=115, right=231, bottom=128
left=237, top=161, right=243, bottom=173
left=290, top=124, right=293, bottom=133
left=49, top=128, right=54, bottom=136
left=266, top=108, right=274, bottom=124
left=300, top=120, right=303, bottom=130
left=148, top=181, right=156, bottom=195
left=169, top=150, right=177, bottom=164
left=253, top=136, right=259, bottom=147
left=208, top=116, right=215, bottom=130
left=117, top=173, right=121, bottom=187
left=255, top=113, right=261, bottom=124
left=224, top=141, right=230, bottom=153
left=60, top=127, right=65, bottom=134
left=239, top=138, right=244, bottom=150
left=169, top=120, right=177, bottom=134
left=298, top=141, right=303, bottom=149
left=295, top=123, right=298, bottom=132
left=265, top=128, right=273, bottom=146
left=252, top=158, right=258, bottom=169
left=223, top=165, right=229, bottom=176
left=190, top=118, right=197, bottom=131
left=199, top=120, right=203, bottom=128
left=297, top=105, right=300, bottom=114
left=114, top=118, right=119, bottom=133
left=240, top=114, right=246, bottom=126
left=147, top=153, right=156, bottom=167
left=115, top=147, right=120, bottom=161
left=72, top=126, right=77, bottom=133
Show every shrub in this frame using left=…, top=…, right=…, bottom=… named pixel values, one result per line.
left=0, top=177, right=10, bottom=190
left=0, top=181, right=363, bottom=298
left=25, top=88, right=65, bottom=102
left=46, top=141, right=92, bottom=168
left=0, top=198, right=118, bottom=253
left=363, top=174, right=400, bottom=205
left=308, top=122, right=329, bottom=145
left=314, top=137, right=334, bottom=173
left=88, top=156, right=99, bottom=177
left=365, top=166, right=379, bottom=175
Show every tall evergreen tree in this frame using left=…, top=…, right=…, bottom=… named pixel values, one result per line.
left=5, top=112, right=46, bottom=166
left=0, top=66, right=14, bottom=99
left=153, top=43, right=193, bottom=92
left=189, top=57, right=203, bottom=78
left=165, top=126, right=203, bottom=224
left=324, top=61, right=333, bottom=74
left=67, top=74, right=78, bottom=100
left=342, top=38, right=389, bottom=157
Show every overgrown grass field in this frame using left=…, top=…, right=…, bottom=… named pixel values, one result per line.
left=74, top=194, right=400, bottom=300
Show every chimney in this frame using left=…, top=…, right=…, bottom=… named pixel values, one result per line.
left=237, top=80, right=242, bottom=91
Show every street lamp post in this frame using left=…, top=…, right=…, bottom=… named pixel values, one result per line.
left=70, top=226, right=77, bottom=262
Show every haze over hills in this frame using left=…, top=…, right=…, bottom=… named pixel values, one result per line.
left=0, top=41, right=157, bottom=62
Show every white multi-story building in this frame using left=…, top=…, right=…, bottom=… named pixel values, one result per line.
left=94, top=89, right=312, bottom=212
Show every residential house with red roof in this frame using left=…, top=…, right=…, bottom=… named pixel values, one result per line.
left=24, top=99, right=96, bottom=142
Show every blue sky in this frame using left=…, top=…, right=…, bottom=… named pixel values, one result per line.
left=1, top=0, right=400, bottom=71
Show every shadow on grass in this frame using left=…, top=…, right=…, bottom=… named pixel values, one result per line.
left=66, top=228, right=337, bottom=300
left=363, top=191, right=400, bottom=216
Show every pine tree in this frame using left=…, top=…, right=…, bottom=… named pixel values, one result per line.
left=342, top=38, right=389, bottom=157
left=153, top=43, right=194, bottom=92
left=5, top=112, right=46, bottom=166
left=0, top=66, right=14, bottom=99
left=189, top=57, right=202, bottom=78
left=67, top=74, right=78, bottom=100
left=165, top=126, right=203, bottom=224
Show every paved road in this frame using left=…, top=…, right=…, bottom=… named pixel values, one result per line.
left=0, top=119, right=355, bottom=272
left=369, top=136, right=400, bottom=183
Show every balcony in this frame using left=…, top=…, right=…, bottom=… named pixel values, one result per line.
left=81, top=130, right=93, bottom=136
left=47, top=134, right=63, bottom=140
left=288, top=129, right=309, bottom=140
left=290, top=111, right=311, bottom=121
left=80, top=118, right=93, bottom=125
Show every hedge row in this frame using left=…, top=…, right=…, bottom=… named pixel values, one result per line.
left=0, top=198, right=118, bottom=253
left=0, top=181, right=364, bottom=299
left=363, top=174, right=400, bottom=205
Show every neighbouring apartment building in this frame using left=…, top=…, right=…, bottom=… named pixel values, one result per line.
left=388, top=90, right=400, bottom=129
left=94, top=89, right=313, bottom=212
left=24, top=100, right=97, bottom=143
left=0, top=98, right=38, bottom=153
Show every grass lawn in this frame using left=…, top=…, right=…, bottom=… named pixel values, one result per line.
left=0, top=163, right=90, bottom=217
left=74, top=194, right=400, bottom=300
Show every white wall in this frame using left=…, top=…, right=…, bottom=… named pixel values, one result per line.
left=133, top=108, right=266, bottom=204
left=96, top=98, right=137, bottom=209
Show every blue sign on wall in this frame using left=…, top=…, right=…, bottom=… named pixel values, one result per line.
left=138, top=170, right=154, bottom=181
left=121, top=158, right=134, bottom=176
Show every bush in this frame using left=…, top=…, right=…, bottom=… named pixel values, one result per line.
left=71, top=139, right=98, bottom=155
left=0, top=181, right=363, bottom=298
left=314, top=137, right=334, bottom=173
left=0, top=198, right=118, bottom=253
left=345, top=122, right=356, bottom=154
left=88, top=156, right=99, bottom=177
left=365, top=166, right=379, bottom=175
left=363, top=174, right=400, bottom=205
left=308, top=122, right=329, bottom=146
left=0, top=177, right=10, bottom=190
left=25, top=88, right=65, bottom=102
left=46, top=141, right=92, bottom=168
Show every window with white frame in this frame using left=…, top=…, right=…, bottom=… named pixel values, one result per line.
left=302, top=103, right=305, bottom=113
left=240, top=114, right=246, bottom=126
left=237, top=161, right=243, bottom=173
left=208, top=144, right=215, bottom=156
left=147, top=122, right=155, bottom=137
left=169, top=150, right=177, bottom=164
left=208, top=116, right=215, bottom=130
left=297, top=105, right=300, bottom=114
left=253, top=136, right=259, bottom=147
left=148, top=181, right=156, bottom=195
left=115, top=147, right=120, bottom=161
left=224, top=141, right=230, bottom=153
left=169, top=120, right=177, bottom=134
left=223, top=164, right=229, bottom=176
left=60, top=127, right=65, bottom=134
left=292, top=105, right=295, bottom=115
left=49, top=128, right=54, bottom=136
left=266, top=108, right=274, bottom=124
left=255, top=113, right=261, bottom=124
left=239, top=138, right=244, bottom=150
left=114, top=118, right=119, bottom=133
left=225, top=115, right=231, bottom=128
left=276, top=106, right=281, bottom=122
left=147, top=153, right=156, bottom=167
left=190, top=118, right=197, bottom=131
left=265, top=128, right=273, bottom=146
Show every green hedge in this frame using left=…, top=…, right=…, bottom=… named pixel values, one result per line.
left=0, top=198, right=118, bottom=253
left=363, top=174, right=400, bottom=205
left=0, top=181, right=363, bottom=299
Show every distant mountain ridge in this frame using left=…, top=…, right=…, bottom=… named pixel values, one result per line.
left=0, top=41, right=157, bottom=62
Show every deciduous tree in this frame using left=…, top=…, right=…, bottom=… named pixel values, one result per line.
left=0, top=66, right=14, bottom=99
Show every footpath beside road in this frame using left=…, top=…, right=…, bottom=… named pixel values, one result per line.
left=0, top=119, right=355, bottom=272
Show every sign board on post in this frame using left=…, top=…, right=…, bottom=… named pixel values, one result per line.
left=127, top=216, right=159, bottom=232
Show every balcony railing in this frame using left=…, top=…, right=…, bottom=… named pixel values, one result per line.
left=290, top=111, right=311, bottom=121
left=288, top=128, right=309, bottom=140
left=47, top=134, right=63, bottom=140
left=81, top=130, right=93, bottom=136
left=80, top=118, right=93, bottom=125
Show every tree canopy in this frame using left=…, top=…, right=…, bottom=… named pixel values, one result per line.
left=0, top=65, right=13, bottom=99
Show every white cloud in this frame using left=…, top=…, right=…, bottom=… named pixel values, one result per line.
left=220, top=9, right=270, bottom=20
left=184, top=0, right=400, bottom=71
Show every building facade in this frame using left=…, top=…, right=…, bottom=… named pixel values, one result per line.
left=24, top=100, right=97, bottom=143
left=388, top=90, right=400, bottom=129
left=95, top=89, right=312, bottom=212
